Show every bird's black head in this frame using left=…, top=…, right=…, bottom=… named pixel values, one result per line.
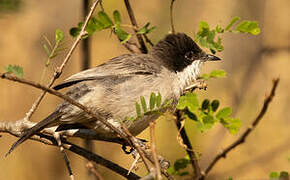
left=150, top=33, right=221, bottom=72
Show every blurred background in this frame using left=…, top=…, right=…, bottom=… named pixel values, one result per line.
left=0, top=0, right=289, bottom=179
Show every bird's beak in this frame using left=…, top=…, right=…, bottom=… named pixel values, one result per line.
left=201, top=54, right=221, bottom=61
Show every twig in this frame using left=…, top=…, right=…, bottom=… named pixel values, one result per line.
left=122, top=125, right=151, bottom=172
left=143, top=34, right=154, bottom=47
left=25, top=0, right=100, bottom=120
left=149, top=122, right=161, bottom=180
left=124, top=0, right=148, bottom=53
left=86, top=161, right=104, bottom=180
left=54, top=132, right=74, bottom=180
left=175, top=110, right=201, bottom=179
left=202, top=78, right=280, bottom=178
left=170, top=0, right=176, bottom=34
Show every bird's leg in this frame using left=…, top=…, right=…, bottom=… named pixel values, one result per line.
left=54, top=132, right=74, bottom=180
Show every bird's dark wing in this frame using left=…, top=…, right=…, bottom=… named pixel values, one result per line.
left=54, top=54, right=161, bottom=90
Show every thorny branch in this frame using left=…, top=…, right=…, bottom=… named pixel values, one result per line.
left=201, top=78, right=280, bottom=179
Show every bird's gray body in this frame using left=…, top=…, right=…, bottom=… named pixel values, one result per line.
left=51, top=53, right=202, bottom=139
left=7, top=33, right=220, bottom=155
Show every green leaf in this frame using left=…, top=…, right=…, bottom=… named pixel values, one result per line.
left=43, top=44, right=50, bottom=56
left=227, top=177, right=234, bottom=180
left=216, top=107, right=232, bottom=119
left=4, top=65, right=24, bottom=77
left=221, top=117, right=241, bottom=134
left=202, top=115, right=215, bottom=129
left=135, top=102, right=141, bottom=118
left=55, top=29, right=64, bottom=42
left=269, top=172, right=279, bottom=178
left=211, top=100, right=220, bottom=112
left=225, top=16, right=241, bottom=31
left=137, top=22, right=156, bottom=34
left=98, top=11, right=113, bottom=29
left=149, top=93, right=156, bottom=110
left=201, top=69, right=226, bottom=80
left=114, top=25, right=132, bottom=43
left=86, top=17, right=104, bottom=35
left=174, top=158, right=190, bottom=171
left=167, top=166, right=176, bottom=175
left=113, top=10, right=121, bottom=24
left=210, top=69, right=227, bottom=78
left=215, top=24, right=224, bottom=33
left=177, top=93, right=199, bottom=113
left=199, top=21, right=210, bottom=32
left=156, top=92, right=162, bottom=107
left=202, top=99, right=210, bottom=110
left=279, top=171, right=289, bottom=178
left=201, top=73, right=210, bottom=80
left=185, top=110, right=198, bottom=121
left=236, top=20, right=260, bottom=35
left=140, top=96, right=147, bottom=113
left=70, top=27, right=80, bottom=37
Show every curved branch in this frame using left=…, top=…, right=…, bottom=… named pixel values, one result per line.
left=202, top=78, right=280, bottom=178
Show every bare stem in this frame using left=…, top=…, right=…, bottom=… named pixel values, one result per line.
left=170, top=0, right=176, bottom=34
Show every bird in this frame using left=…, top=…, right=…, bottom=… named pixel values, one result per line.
left=7, top=33, right=221, bottom=155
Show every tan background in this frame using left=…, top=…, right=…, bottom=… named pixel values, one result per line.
left=0, top=0, right=289, bottom=179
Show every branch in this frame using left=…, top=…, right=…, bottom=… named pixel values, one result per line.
left=0, top=73, right=175, bottom=178
left=25, top=0, right=100, bottom=120
left=0, top=122, right=140, bottom=179
left=0, top=73, right=128, bottom=143
left=124, top=0, right=148, bottom=53
left=202, top=78, right=280, bottom=178
left=175, top=110, right=201, bottom=179
left=170, top=0, right=176, bottom=34
left=122, top=125, right=151, bottom=172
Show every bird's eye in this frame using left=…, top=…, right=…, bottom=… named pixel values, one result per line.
left=185, top=51, right=196, bottom=60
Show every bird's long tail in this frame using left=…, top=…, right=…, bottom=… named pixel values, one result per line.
left=6, top=112, right=60, bottom=157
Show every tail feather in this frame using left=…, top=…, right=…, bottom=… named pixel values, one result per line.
left=6, top=112, right=60, bottom=157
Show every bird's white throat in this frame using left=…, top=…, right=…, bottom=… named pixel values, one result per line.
left=176, top=60, right=203, bottom=93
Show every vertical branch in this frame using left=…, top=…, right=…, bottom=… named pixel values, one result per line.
left=81, top=1, right=95, bottom=179
left=81, top=0, right=91, bottom=71
left=170, top=0, right=176, bottom=34
left=123, top=0, right=148, bottom=53
left=149, top=122, right=162, bottom=180
left=175, top=110, right=201, bottom=179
